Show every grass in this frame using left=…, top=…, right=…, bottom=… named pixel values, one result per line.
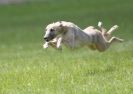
left=0, top=0, right=133, bottom=94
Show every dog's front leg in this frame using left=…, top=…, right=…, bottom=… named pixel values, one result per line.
left=48, top=38, right=57, bottom=49
left=43, top=38, right=57, bottom=49
left=43, top=42, right=49, bottom=49
left=56, top=37, right=63, bottom=50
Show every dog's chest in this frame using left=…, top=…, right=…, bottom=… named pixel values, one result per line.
left=63, top=40, right=82, bottom=49
left=62, top=36, right=83, bottom=49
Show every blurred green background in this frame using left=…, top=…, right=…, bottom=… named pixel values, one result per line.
left=0, top=0, right=133, bottom=45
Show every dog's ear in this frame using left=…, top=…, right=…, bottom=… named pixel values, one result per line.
left=59, top=22, right=67, bottom=34
left=59, top=21, right=63, bottom=28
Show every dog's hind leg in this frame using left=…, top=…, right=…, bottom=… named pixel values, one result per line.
left=107, top=25, right=119, bottom=35
left=95, top=35, right=124, bottom=52
left=98, top=22, right=119, bottom=40
left=98, top=21, right=111, bottom=40
left=98, top=22, right=119, bottom=35
left=108, top=36, right=124, bottom=44
left=94, top=34, right=109, bottom=52
left=96, top=36, right=123, bottom=52
left=98, top=21, right=107, bottom=35
left=95, top=40, right=108, bottom=52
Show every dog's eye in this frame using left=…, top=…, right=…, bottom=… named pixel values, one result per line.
left=50, top=29, right=55, bottom=32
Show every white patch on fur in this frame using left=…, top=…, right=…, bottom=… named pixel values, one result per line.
left=98, top=21, right=102, bottom=27
left=43, top=42, right=49, bottom=49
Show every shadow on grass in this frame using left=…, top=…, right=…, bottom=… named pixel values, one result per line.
left=86, top=65, right=115, bottom=76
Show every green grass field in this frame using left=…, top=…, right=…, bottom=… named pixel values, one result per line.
left=0, top=0, right=133, bottom=94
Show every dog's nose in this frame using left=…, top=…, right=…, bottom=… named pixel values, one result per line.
left=44, top=37, right=47, bottom=40
left=44, top=37, right=49, bottom=41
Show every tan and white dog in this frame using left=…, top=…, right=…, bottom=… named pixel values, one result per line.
left=43, top=21, right=123, bottom=52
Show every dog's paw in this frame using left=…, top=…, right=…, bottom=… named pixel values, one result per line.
left=115, top=37, right=124, bottom=43
left=98, top=21, right=103, bottom=27
left=43, top=42, right=49, bottom=49
left=119, top=39, right=124, bottom=42
left=113, top=25, right=119, bottom=29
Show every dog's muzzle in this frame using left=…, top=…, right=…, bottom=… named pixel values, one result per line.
left=44, top=37, right=49, bottom=42
left=44, top=35, right=55, bottom=42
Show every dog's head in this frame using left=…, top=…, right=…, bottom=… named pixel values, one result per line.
left=44, top=21, right=67, bottom=42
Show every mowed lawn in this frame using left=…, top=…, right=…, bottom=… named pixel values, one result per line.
left=0, top=0, right=133, bottom=94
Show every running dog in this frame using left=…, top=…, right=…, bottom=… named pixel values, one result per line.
left=43, top=21, right=123, bottom=52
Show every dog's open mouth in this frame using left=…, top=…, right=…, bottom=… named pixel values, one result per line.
left=44, top=36, right=55, bottom=42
